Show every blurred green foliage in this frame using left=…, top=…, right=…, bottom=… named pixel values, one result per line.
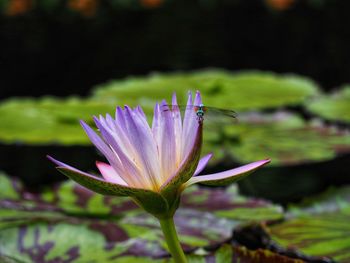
left=0, top=97, right=116, bottom=145
left=207, top=112, right=350, bottom=165
left=0, top=70, right=348, bottom=169
left=306, top=85, right=350, bottom=124
left=93, top=70, right=319, bottom=111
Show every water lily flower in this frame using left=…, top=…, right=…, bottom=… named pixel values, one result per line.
left=48, top=91, right=270, bottom=262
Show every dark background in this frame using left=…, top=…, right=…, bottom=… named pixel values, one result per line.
left=0, top=0, right=349, bottom=100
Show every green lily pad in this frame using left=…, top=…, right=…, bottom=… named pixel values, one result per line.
left=1, top=96, right=325, bottom=168
left=0, top=173, right=283, bottom=262
left=267, top=209, right=350, bottom=262
left=287, top=185, right=350, bottom=216
left=92, top=69, right=319, bottom=111
left=204, top=111, right=350, bottom=166
left=181, top=186, right=283, bottom=222
left=306, top=85, right=350, bottom=124
left=0, top=97, right=116, bottom=145
left=265, top=186, right=350, bottom=263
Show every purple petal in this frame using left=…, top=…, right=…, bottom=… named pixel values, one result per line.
left=124, top=106, right=161, bottom=189
left=193, top=153, right=213, bottom=176
left=181, top=92, right=194, bottom=144
left=159, top=100, right=176, bottom=180
left=186, top=159, right=271, bottom=187
left=160, top=120, right=203, bottom=197
left=47, top=155, right=91, bottom=175
left=115, top=106, right=127, bottom=131
left=96, top=161, right=127, bottom=186
left=102, top=113, right=139, bottom=161
left=152, top=102, right=162, bottom=147
left=172, top=93, right=182, bottom=164
left=79, top=120, right=118, bottom=168
left=181, top=91, right=200, bottom=159
left=93, top=117, right=145, bottom=188
left=193, top=90, right=202, bottom=107
left=136, top=105, right=147, bottom=119
left=105, top=114, right=118, bottom=132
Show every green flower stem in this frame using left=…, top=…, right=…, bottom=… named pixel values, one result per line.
left=159, top=217, right=188, bottom=263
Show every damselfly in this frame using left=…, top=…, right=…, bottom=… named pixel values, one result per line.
left=162, top=104, right=237, bottom=124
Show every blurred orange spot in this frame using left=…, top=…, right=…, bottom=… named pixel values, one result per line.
left=140, top=0, right=163, bottom=9
left=265, top=0, right=295, bottom=11
left=68, top=0, right=98, bottom=17
left=6, top=0, right=33, bottom=16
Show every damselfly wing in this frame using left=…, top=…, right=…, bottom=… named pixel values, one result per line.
left=162, top=104, right=237, bottom=124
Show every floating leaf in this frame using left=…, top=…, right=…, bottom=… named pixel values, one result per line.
left=267, top=209, right=350, bottom=263
left=181, top=186, right=283, bottom=222
left=205, top=111, right=350, bottom=166
left=264, top=186, right=350, bottom=263
left=0, top=97, right=116, bottom=145
left=0, top=173, right=283, bottom=262
left=288, top=185, right=350, bottom=216
left=306, top=85, right=350, bottom=124
left=93, top=69, right=319, bottom=111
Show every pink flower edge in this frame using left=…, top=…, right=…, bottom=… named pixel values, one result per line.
left=185, top=159, right=271, bottom=187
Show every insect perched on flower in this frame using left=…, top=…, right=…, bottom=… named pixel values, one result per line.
left=163, top=103, right=237, bottom=124
left=48, top=91, right=270, bottom=262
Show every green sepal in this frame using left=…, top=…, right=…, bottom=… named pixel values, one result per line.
left=56, top=167, right=169, bottom=216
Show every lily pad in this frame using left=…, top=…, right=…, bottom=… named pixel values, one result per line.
left=0, top=97, right=116, bottom=145
left=306, top=85, right=350, bottom=124
left=204, top=111, right=350, bottom=166
left=267, top=209, right=350, bottom=262
left=288, top=185, right=350, bottom=216
left=0, top=172, right=283, bottom=262
left=92, top=69, right=319, bottom=111
left=181, top=186, right=283, bottom=222
left=265, top=186, right=350, bottom=263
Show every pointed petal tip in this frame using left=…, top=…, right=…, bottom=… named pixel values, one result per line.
left=194, top=90, right=202, bottom=105
left=47, top=155, right=78, bottom=172
left=79, top=119, right=87, bottom=126
left=124, top=105, right=134, bottom=115
left=261, top=158, right=271, bottom=165
left=186, top=158, right=271, bottom=187
left=171, top=91, right=177, bottom=98
left=47, top=155, right=62, bottom=167
left=80, top=120, right=93, bottom=131
left=46, top=155, right=55, bottom=163
left=193, top=153, right=213, bottom=176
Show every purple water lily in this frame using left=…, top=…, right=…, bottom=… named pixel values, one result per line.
left=48, top=91, right=269, bottom=197
left=48, top=90, right=269, bottom=262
